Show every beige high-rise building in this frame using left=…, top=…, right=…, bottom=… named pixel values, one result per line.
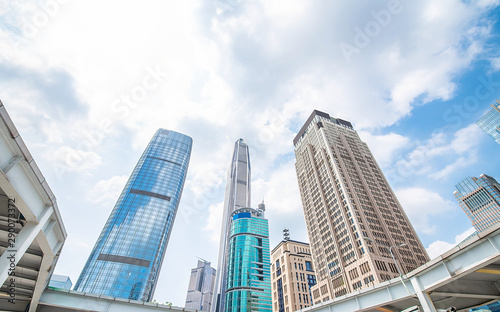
left=293, top=110, right=429, bottom=303
left=271, top=240, right=316, bottom=312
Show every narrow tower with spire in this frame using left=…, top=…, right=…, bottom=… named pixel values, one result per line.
left=211, top=139, right=272, bottom=312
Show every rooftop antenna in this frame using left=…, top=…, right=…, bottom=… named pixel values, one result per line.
left=258, top=199, right=265, bottom=211
left=283, top=228, right=290, bottom=241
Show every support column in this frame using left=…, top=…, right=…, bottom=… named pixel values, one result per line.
left=410, top=277, right=437, bottom=312
left=0, top=206, right=53, bottom=285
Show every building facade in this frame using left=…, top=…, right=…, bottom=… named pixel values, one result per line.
left=476, top=100, right=500, bottom=145
left=185, top=260, right=216, bottom=311
left=212, top=139, right=251, bottom=312
left=74, top=129, right=192, bottom=302
left=212, top=139, right=272, bottom=312
left=293, top=110, right=429, bottom=303
left=454, top=174, right=500, bottom=233
left=271, top=240, right=316, bottom=312
left=225, top=204, right=272, bottom=312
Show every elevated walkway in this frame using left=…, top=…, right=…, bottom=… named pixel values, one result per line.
left=303, top=224, right=500, bottom=312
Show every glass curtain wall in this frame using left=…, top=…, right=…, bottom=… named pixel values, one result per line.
left=74, top=129, right=192, bottom=302
left=224, top=208, right=272, bottom=312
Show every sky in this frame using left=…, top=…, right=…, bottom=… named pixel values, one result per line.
left=1, top=0, right=500, bottom=307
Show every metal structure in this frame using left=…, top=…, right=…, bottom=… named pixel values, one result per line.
left=283, top=228, right=290, bottom=241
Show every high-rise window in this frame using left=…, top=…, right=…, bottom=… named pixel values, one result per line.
left=454, top=174, right=500, bottom=232
left=476, top=100, right=500, bottom=144
left=293, top=110, right=429, bottom=301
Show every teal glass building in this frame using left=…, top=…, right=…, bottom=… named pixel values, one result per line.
left=74, top=129, right=192, bottom=302
left=225, top=206, right=272, bottom=312
left=476, top=100, right=500, bottom=145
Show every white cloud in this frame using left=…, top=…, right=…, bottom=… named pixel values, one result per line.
left=492, top=57, right=500, bottom=71
left=2, top=0, right=499, bottom=306
left=87, top=175, right=128, bottom=206
left=358, top=131, right=410, bottom=166
left=426, top=227, right=476, bottom=259
left=203, top=201, right=224, bottom=243
left=395, top=124, right=483, bottom=180
left=52, top=146, right=102, bottom=173
left=252, top=159, right=302, bottom=215
left=396, top=187, right=457, bottom=234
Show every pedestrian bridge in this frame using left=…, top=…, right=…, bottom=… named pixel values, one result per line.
left=302, top=224, right=500, bottom=312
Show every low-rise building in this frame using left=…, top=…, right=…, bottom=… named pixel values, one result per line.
left=271, top=239, right=316, bottom=312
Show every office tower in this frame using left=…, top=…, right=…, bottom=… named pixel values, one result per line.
left=476, top=100, right=500, bottom=144
left=271, top=238, right=316, bottom=312
left=74, top=129, right=192, bottom=302
left=212, top=139, right=251, bottom=312
left=225, top=202, right=272, bottom=312
left=293, top=110, right=429, bottom=303
left=185, top=260, right=216, bottom=311
left=454, top=174, right=500, bottom=233
left=212, top=139, right=272, bottom=312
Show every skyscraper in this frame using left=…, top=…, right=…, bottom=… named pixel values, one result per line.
left=212, top=139, right=251, bottom=312
left=225, top=202, right=272, bottom=312
left=271, top=238, right=316, bottom=312
left=185, top=260, right=216, bottom=311
left=212, top=139, right=272, bottom=312
left=476, top=100, right=500, bottom=144
left=454, top=174, right=500, bottom=233
left=74, top=129, right=192, bottom=302
left=293, top=110, right=429, bottom=303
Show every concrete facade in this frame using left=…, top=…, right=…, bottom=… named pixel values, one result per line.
left=185, top=260, right=216, bottom=311
left=293, top=110, right=429, bottom=303
left=271, top=240, right=317, bottom=312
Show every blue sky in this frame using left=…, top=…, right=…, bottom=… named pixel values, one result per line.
left=1, top=0, right=500, bottom=307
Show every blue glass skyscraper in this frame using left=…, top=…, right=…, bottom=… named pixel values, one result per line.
left=476, top=100, right=500, bottom=144
left=74, top=129, right=192, bottom=302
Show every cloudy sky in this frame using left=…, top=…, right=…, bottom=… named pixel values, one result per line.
left=1, top=0, right=500, bottom=307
